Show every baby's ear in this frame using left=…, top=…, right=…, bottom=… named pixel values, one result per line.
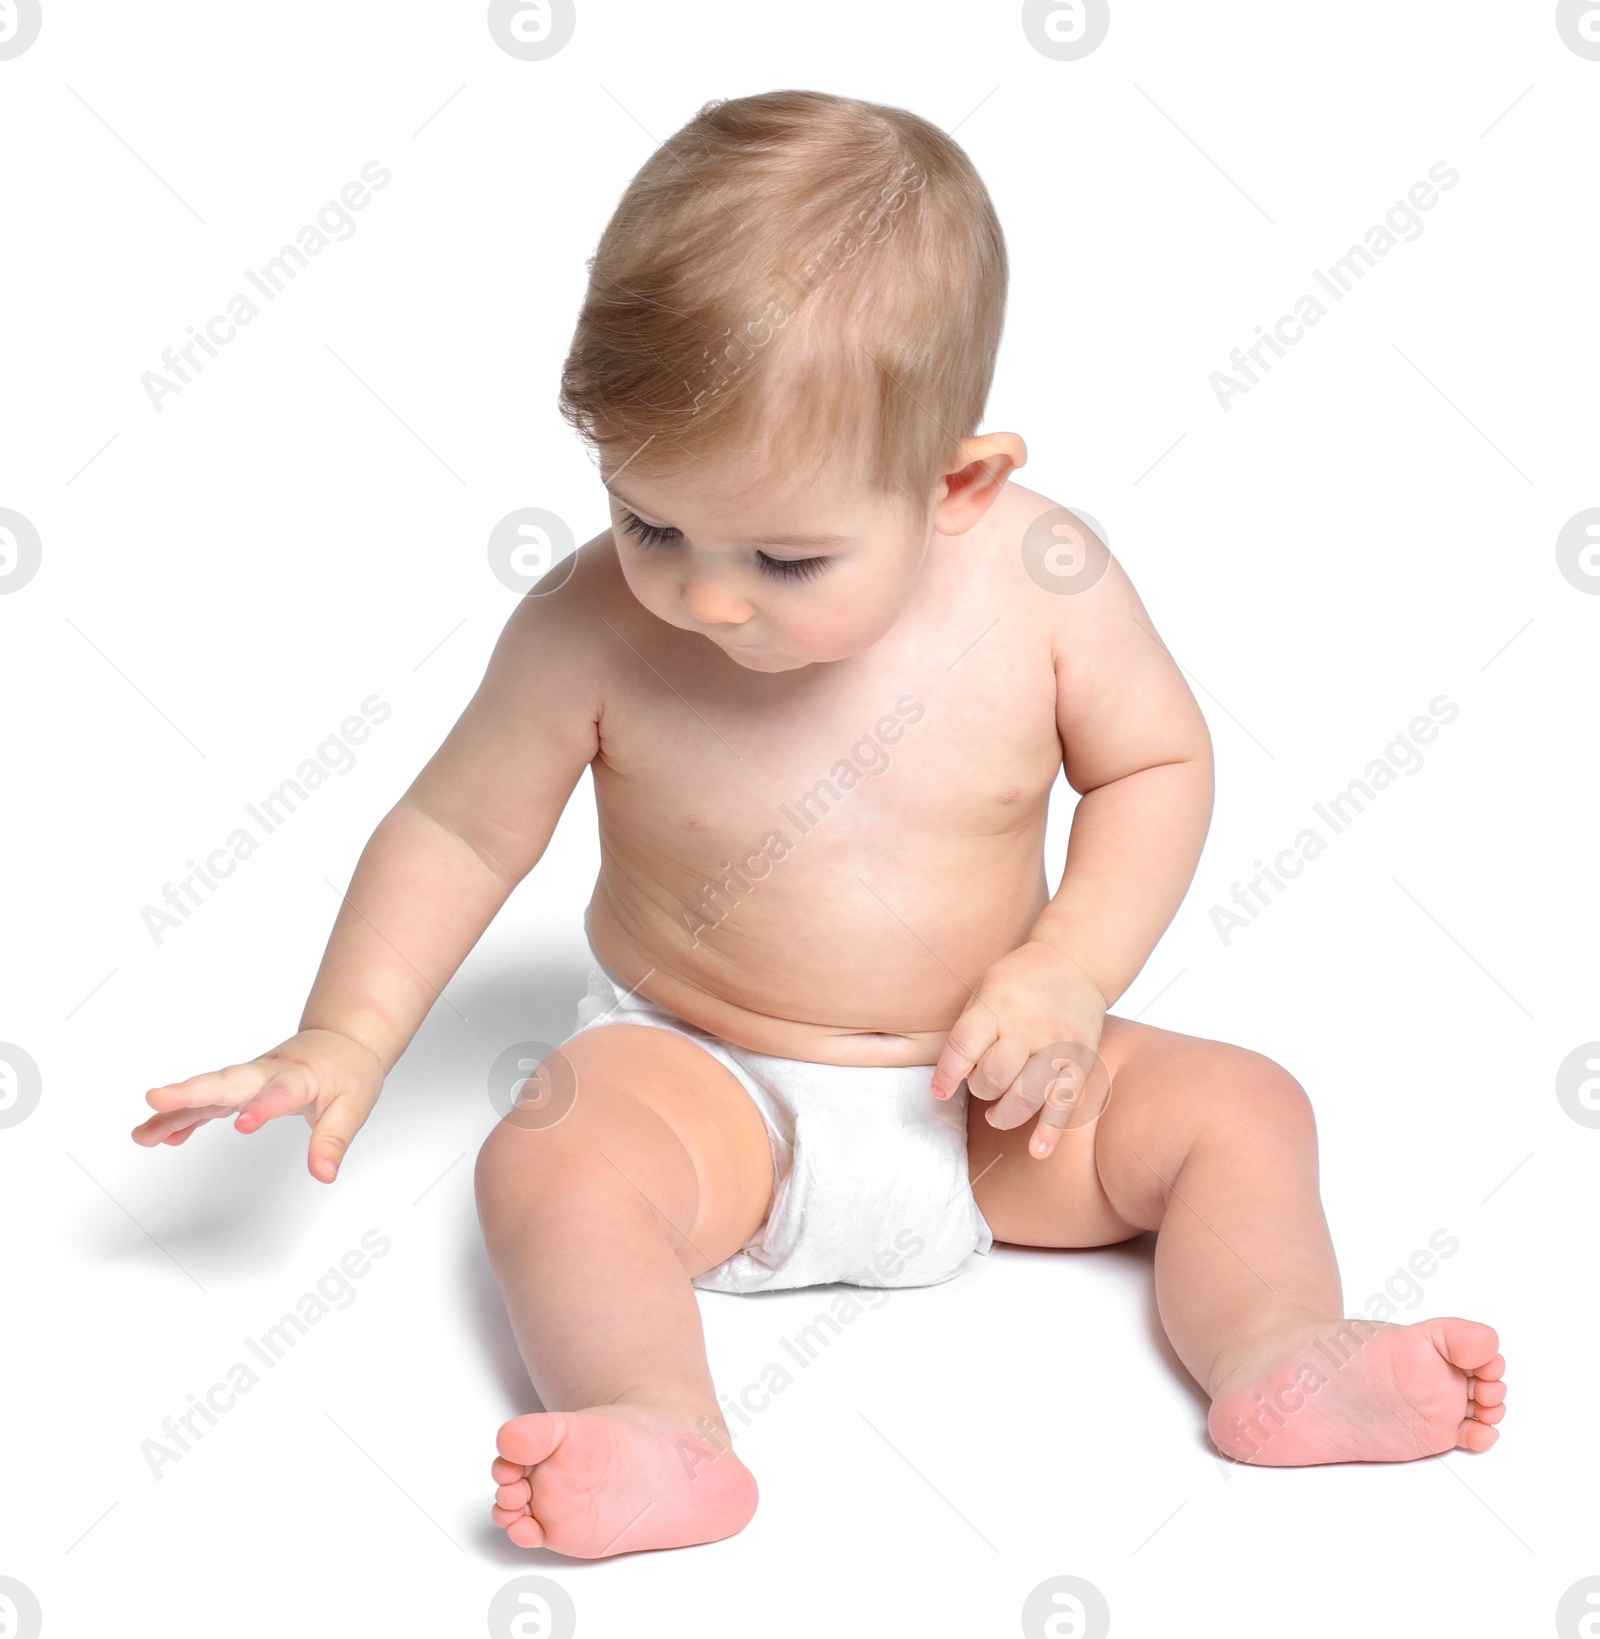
left=935, top=434, right=1026, bottom=533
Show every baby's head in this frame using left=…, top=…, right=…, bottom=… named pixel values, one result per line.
left=559, top=90, right=1022, bottom=671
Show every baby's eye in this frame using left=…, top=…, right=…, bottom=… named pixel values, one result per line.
left=756, top=552, right=830, bottom=582
left=620, top=509, right=680, bottom=548
left=622, top=508, right=831, bottom=583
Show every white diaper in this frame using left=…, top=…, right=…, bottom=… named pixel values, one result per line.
left=569, top=948, right=993, bottom=1295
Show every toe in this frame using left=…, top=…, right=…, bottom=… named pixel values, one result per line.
left=1474, top=1352, right=1506, bottom=1384
left=1435, top=1318, right=1499, bottom=1373
left=496, top=1480, right=531, bottom=1509
left=492, top=1504, right=527, bottom=1528
left=498, top=1413, right=563, bottom=1469
left=1471, top=1379, right=1506, bottom=1408
left=1458, top=1419, right=1499, bottom=1452
left=507, top=1514, right=545, bottom=1549
left=1470, top=1401, right=1506, bottom=1426
left=491, top=1457, right=528, bottom=1485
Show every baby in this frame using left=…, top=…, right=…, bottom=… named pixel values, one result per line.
left=131, top=89, right=1506, bottom=1559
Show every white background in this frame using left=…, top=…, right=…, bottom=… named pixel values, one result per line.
left=2, top=3, right=1596, bottom=1635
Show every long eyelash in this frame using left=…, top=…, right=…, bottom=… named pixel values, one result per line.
left=620, top=509, right=679, bottom=547
left=756, top=552, right=829, bottom=582
left=622, top=507, right=830, bottom=583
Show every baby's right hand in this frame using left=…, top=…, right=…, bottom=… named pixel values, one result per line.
left=131, top=1029, right=385, bottom=1184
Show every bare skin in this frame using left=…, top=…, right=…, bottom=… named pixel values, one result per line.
left=132, top=435, right=1505, bottom=1558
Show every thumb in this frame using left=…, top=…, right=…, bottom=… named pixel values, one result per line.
left=307, top=1093, right=371, bottom=1184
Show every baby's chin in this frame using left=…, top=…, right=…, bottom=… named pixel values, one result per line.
left=718, top=633, right=877, bottom=671
left=718, top=642, right=812, bottom=673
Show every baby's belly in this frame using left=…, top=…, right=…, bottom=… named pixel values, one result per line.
left=583, top=833, right=1049, bottom=1066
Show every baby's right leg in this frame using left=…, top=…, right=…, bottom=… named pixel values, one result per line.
left=475, top=1023, right=774, bottom=1557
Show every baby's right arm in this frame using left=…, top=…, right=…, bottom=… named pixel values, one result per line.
left=131, top=579, right=602, bottom=1182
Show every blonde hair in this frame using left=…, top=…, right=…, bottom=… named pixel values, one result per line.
left=558, top=90, right=1008, bottom=511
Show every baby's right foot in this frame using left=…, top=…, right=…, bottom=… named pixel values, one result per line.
left=490, top=1401, right=758, bottom=1557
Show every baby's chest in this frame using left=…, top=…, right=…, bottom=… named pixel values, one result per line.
left=600, top=648, right=1064, bottom=845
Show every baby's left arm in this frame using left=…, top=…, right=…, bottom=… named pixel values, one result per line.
left=930, top=534, right=1214, bottom=1155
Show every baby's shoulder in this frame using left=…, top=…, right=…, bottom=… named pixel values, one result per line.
left=974, top=479, right=1177, bottom=713
left=476, top=526, right=646, bottom=712
left=493, top=526, right=635, bottom=647
left=978, top=479, right=1127, bottom=620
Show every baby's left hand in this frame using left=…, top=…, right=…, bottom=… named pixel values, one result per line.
left=931, top=940, right=1108, bottom=1159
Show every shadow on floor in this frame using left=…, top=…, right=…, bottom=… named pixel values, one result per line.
left=79, top=944, right=594, bottom=1280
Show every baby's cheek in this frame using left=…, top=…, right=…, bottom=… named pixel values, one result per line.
left=827, top=585, right=902, bottom=647
left=793, top=605, right=875, bottom=659
left=618, top=563, right=678, bottom=624
left=618, top=559, right=659, bottom=606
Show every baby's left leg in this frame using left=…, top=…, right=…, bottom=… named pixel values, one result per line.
left=969, top=1020, right=1507, bottom=1464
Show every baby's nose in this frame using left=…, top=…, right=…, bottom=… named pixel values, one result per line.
left=680, top=572, right=754, bottom=628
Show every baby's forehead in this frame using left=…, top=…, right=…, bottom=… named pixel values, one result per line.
left=611, top=449, right=892, bottom=529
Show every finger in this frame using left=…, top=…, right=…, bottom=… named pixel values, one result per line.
left=1034, top=1058, right=1089, bottom=1127
left=307, top=1094, right=367, bottom=1184
left=932, top=1007, right=1000, bottom=1099
left=145, top=1062, right=272, bottom=1116
left=233, top=1075, right=313, bottom=1134
left=131, top=1103, right=239, bottom=1146
left=152, top=1109, right=229, bottom=1142
left=988, top=1049, right=1088, bottom=1138
left=1026, top=1061, right=1091, bottom=1159
left=972, top=1039, right=1030, bottom=1113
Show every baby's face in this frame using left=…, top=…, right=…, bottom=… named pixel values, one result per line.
left=601, top=454, right=935, bottom=672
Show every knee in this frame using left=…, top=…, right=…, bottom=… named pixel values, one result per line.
left=475, top=1115, right=619, bottom=1252
left=1203, top=1046, right=1315, bottom=1135
left=474, top=1114, right=566, bottom=1213
left=474, top=1119, right=522, bottom=1215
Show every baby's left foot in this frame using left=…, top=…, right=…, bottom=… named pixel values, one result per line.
left=1208, top=1315, right=1505, bottom=1465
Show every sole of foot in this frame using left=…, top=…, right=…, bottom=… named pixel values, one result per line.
left=1208, top=1315, right=1505, bottom=1466
left=489, top=1402, right=759, bottom=1557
